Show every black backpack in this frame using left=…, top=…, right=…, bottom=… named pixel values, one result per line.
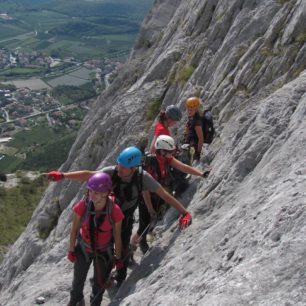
left=202, top=110, right=215, bottom=144
left=111, top=167, right=143, bottom=213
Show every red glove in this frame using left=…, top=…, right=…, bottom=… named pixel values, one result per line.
left=47, top=171, right=64, bottom=182
left=67, top=251, right=77, bottom=263
left=115, top=258, right=124, bottom=270
left=179, top=212, right=192, bottom=230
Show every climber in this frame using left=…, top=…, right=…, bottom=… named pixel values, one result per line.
left=46, top=146, right=192, bottom=287
left=132, top=135, right=210, bottom=254
left=183, top=97, right=204, bottom=161
left=149, top=105, right=182, bottom=154
left=66, top=172, right=124, bottom=306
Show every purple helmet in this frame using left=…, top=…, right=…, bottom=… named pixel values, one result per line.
left=87, top=172, right=112, bottom=193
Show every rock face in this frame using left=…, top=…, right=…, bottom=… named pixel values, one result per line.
left=1, top=0, right=306, bottom=305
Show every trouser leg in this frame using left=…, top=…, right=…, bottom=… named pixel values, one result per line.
left=90, top=252, right=112, bottom=306
left=115, top=216, right=133, bottom=284
left=69, top=245, right=92, bottom=305
left=137, top=194, right=162, bottom=235
left=137, top=195, right=163, bottom=254
left=137, top=199, right=150, bottom=238
left=136, top=200, right=150, bottom=254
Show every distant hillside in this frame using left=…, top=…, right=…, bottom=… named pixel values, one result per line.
left=0, top=0, right=153, bottom=60
left=1, top=0, right=152, bottom=16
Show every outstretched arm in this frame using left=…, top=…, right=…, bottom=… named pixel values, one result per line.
left=170, top=158, right=204, bottom=176
left=142, top=190, right=155, bottom=214
left=154, top=186, right=191, bottom=229
left=155, top=186, right=188, bottom=215
left=46, top=170, right=97, bottom=182
left=63, top=171, right=97, bottom=181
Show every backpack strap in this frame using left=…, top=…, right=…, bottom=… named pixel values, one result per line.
left=76, top=195, right=92, bottom=262
left=112, top=167, right=124, bottom=206
left=112, top=167, right=120, bottom=196
left=135, top=166, right=143, bottom=203
left=108, top=193, right=115, bottom=227
left=202, top=109, right=215, bottom=144
left=152, top=155, right=162, bottom=181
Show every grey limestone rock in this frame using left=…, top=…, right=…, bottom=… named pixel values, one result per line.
left=1, top=0, right=306, bottom=305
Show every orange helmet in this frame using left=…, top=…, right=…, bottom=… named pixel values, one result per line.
left=185, top=97, right=201, bottom=108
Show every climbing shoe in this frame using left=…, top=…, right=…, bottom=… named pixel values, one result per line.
left=67, top=298, right=85, bottom=306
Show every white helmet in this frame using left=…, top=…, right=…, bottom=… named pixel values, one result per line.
left=155, top=135, right=176, bottom=151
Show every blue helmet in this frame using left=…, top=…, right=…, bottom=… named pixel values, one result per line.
left=117, top=146, right=142, bottom=168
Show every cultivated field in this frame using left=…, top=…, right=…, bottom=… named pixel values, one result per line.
left=46, top=67, right=91, bottom=87
left=0, top=0, right=153, bottom=61
left=2, top=78, right=51, bottom=90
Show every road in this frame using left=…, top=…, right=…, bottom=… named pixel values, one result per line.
left=0, top=107, right=61, bottom=126
left=104, top=72, right=112, bottom=88
left=1, top=108, right=10, bottom=122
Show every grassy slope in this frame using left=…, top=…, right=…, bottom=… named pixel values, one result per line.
left=0, top=176, right=48, bottom=262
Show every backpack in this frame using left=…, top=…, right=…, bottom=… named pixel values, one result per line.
left=111, top=167, right=143, bottom=213
left=142, top=153, right=188, bottom=195
left=142, top=153, right=162, bottom=182
left=142, top=153, right=174, bottom=187
left=202, top=110, right=215, bottom=144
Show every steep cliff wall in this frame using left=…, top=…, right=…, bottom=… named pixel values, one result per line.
left=1, top=0, right=306, bottom=305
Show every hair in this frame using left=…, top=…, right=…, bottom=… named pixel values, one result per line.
left=195, top=110, right=201, bottom=117
left=158, top=110, right=167, bottom=124
left=155, top=149, right=162, bottom=155
left=188, top=109, right=201, bottom=119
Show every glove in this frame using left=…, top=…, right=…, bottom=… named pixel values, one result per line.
left=47, top=171, right=64, bottom=182
left=179, top=212, right=192, bottom=230
left=115, top=258, right=124, bottom=270
left=67, top=250, right=77, bottom=263
left=202, top=170, right=210, bottom=178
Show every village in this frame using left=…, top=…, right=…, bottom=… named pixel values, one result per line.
left=0, top=85, right=90, bottom=132
left=0, top=47, right=124, bottom=174
left=0, top=68, right=93, bottom=137
left=0, top=47, right=123, bottom=138
left=0, top=47, right=117, bottom=72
